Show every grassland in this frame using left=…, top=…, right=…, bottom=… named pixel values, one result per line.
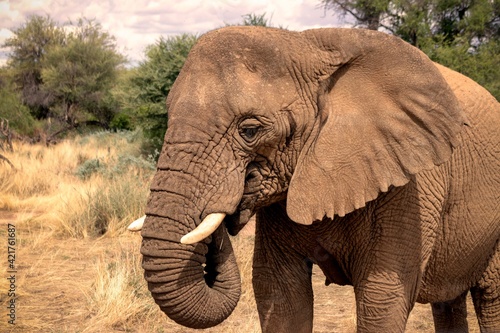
left=0, top=131, right=479, bottom=332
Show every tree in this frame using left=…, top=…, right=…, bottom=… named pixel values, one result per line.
left=3, top=14, right=65, bottom=119
left=322, top=0, right=499, bottom=42
left=321, top=0, right=391, bottom=30
left=321, top=0, right=500, bottom=100
left=0, top=68, right=38, bottom=137
left=127, top=34, right=198, bottom=154
left=227, top=12, right=284, bottom=28
left=41, top=18, right=125, bottom=131
left=241, top=13, right=273, bottom=26
left=3, top=15, right=126, bottom=141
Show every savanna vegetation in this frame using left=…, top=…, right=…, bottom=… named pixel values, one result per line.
left=321, top=0, right=500, bottom=100
left=0, top=131, right=260, bottom=332
left=0, top=5, right=496, bottom=332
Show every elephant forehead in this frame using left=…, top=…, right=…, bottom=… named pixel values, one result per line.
left=230, top=69, right=295, bottom=106
left=170, top=69, right=296, bottom=123
left=187, top=27, right=293, bottom=80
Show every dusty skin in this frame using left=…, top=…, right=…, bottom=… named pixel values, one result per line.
left=139, top=26, right=500, bottom=332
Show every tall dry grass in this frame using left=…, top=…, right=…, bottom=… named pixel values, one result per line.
left=0, top=131, right=261, bottom=333
left=0, top=130, right=154, bottom=237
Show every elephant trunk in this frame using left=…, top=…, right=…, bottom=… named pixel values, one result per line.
left=140, top=138, right=245, bottom=328
left=141, top=213, right=241, bottom=328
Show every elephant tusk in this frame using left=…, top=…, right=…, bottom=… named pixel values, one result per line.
left=180, top=213, right=226, bottom=244
left=128, top=215, right=145, bottom=231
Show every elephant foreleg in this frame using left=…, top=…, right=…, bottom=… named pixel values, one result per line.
left=252, top=205, right=314, bottom=333
left=431, top=291, right=469, bottom=333
left=471, top=241, right=500, bottom=333
left=355, top=275, right=414, bottom=332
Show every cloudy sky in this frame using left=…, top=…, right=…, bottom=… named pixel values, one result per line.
left=0, top=0, right=351, bottom=67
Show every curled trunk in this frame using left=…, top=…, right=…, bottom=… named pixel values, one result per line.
left=141, top=214, right=241, bottom=328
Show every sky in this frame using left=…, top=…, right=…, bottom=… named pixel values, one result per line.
left=0, top=0, right=351, bottom=67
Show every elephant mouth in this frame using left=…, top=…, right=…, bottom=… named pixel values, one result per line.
left=225, top=162, right=287, bottom=236
left=224, top=167, right=283, bottom=233
left=225, top=209, right=253, bottom=236
left=244, top=163, right=263, bottom=195
left=222, top=163, right=261, bottom=236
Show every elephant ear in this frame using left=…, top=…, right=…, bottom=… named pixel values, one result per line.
left=287, top=28, right=467, bottom=225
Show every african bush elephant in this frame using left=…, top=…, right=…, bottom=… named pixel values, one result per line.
left=134, top=26, right=500, bottom=332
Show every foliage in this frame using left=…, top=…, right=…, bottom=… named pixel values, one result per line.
left=126, top=34, right=198, bottom=154
left=227, top=12, right=284, bottom=29
left=241, top=13, right=274, bottom=26
left=3, top=15, right=126, bottom=141
left=321, top=0, right=500, bottom=100
left=108, top=68, right=136, bottom=131
left=424, top=37, right=500, bottom=98
left=3, top=14, right=65, bottom=119
left=41, top=18, right=126, bottom=128
left=0, top=68, right=39, bottom=136
left=321, top=0, right=391, bottom=30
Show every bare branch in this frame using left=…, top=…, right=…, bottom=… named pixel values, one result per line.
left=0, top=153, right=16, bottom=170
left=0, top=118, right=14, bottom=152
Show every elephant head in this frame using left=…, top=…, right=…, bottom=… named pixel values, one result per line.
left=138, top=26, right=465, bottom=328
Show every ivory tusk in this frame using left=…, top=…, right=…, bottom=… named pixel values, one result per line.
left=180, top=213, right=226, bottom=244
left=128, top=215, right=145, bottom=231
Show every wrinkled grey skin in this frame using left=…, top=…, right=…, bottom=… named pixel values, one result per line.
left=140, top=26, right=500, bottom=332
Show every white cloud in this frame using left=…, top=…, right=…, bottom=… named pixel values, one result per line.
left=0, top=0, right=348, bottom=66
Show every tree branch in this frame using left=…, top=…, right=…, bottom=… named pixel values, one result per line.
left=45, top=120, right=108, bottom=144
left=0, top=154, right=16, bottom=170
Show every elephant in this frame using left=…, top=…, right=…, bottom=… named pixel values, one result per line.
left=132, top=26, right=500, bottom=332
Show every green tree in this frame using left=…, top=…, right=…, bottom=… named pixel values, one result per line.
left=321, top=0, right=500, bottom=100
left=227, top=12, right=284, bottom=28
left=241, top=13, right=273, bottom=26
left=3, top=14, right=65, bottom=119
left=321, top=0, right=391, bottom=30
left=108, top=67, right=136, bottom=131
left=426, top=36, right=500, bottom=99
left=41, top=18, right=125, bottom=132
left=0, top=67, right=38, bottom=137
left=127, top=34, right=198, bottom=155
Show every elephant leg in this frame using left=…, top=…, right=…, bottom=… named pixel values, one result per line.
left=431, top=291, right=469, bottom=333
left=252, top=204, right=314, bottom=333
left=470, top=243, right=500, bottom=333
left=354, top=276, right=413, bottom=332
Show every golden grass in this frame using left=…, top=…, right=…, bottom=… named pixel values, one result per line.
left=0, top=132, right=262, bottom=333
left=0, top=131, right=152, bottom=237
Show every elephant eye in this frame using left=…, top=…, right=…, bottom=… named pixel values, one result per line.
left=239, top=118, right=262, bottom=143
left=240, top=126, right=260, bottom=142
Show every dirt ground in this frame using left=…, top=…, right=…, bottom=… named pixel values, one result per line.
left=0, top=211, right=480, bottom=332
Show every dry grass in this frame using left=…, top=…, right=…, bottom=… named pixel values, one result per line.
left=0, top=131, right=153, bottom=237
left=0, top=131, right=260, bottom=333
left=0, top=131, right=481, bottom=332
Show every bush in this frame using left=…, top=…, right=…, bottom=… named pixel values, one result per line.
left=0, top=71, right=40, bottom=136
left=60, top=175, right=150, bottom=237
left=75, top=158, right=105, bottom=180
